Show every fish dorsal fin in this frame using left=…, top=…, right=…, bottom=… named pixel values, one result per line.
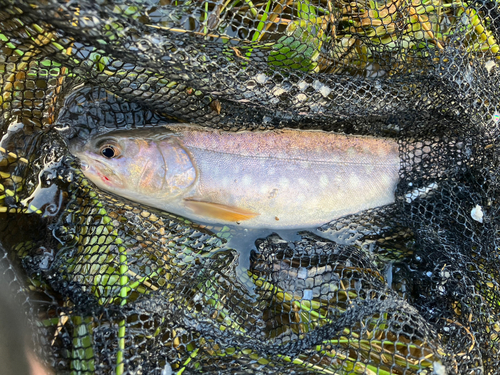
left=183, top=199, right=259, bottom=222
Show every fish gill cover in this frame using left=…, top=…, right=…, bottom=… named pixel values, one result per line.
left=0, top=0, right=498, bottom=374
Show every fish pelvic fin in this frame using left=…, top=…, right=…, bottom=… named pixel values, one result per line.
left=183, top=199, right=260, bottom=222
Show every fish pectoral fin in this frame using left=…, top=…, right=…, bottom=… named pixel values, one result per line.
left=183, top=199, right=259, bottom=222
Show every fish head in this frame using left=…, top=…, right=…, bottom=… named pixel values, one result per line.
left=70, top=130, right=196, bottom=200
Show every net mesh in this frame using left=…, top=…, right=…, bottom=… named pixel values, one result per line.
left=1, top=0, right=499, bottom=373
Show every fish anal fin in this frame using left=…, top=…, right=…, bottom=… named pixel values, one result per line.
left=183, top=199, right=259, bottom=222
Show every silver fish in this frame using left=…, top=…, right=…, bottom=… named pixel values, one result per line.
left=69, top=125, right=400, bottom=229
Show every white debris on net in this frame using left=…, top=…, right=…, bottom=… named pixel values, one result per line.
left=255, top=73, right=268, bottom=84
left=297, top=80, right=309, bottom=91
left=161, top=362, right=172, bottom=375
left=272, top=86, right=286, bottom=96
left=405, top=182, right=438, bottom=203
left=312, top=80, right=331, bottom=97
left=485, top=60, right=497, bottom=73
left=431, top=361, right=447, bottom=375
left=318, top=85, right=331, bottom=98
left=471, top=204, right=484, bottom=223
left=295, top=93, right=307, bottom=102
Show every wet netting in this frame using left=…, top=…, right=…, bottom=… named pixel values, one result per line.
left=0, top=0, right=499, bottom=373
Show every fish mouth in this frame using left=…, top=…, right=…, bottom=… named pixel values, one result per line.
left=77, top=154, right=124, bottom=189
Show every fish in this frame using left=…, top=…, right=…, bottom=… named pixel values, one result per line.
left=69, top=125, right=400, bottom=229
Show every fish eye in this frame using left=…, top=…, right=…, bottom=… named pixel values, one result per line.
left=99, top=144, right=121, bottom=159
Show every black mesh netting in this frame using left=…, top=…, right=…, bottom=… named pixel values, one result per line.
left=1, top=0, right=500, bottom=373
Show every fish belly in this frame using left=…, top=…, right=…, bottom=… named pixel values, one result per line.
left=177, top=128, right=400, bottom=229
